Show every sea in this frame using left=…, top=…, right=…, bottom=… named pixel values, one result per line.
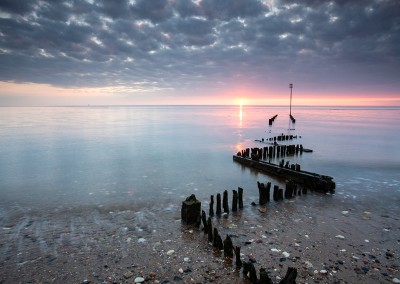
left=0, top=105, right=399, bottom=214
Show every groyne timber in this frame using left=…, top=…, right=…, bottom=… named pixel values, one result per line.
left=233, top=154, right=335, bottom=194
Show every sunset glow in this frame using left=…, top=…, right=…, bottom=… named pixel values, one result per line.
left=0, top=0, right=398, bottom=107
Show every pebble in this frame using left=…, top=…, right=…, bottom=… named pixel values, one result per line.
left=282, top=252, right=290, bottom=257
left=271, top=248, right=281, bottom=252
left=341, top=211, right=349, bottom=215
left=134, top=277, right=145, bottom=283
left=304, top=261, right=313, bottom=269
left=393, top=278, right=400, bottom=283
left=335, top=235, right=345, bottom=239
left=386, top=250, right=394, bottom=258
left=123, top=271, right=134, bottom=279
left=167, top=250, right=175, bottom=256
left=138, top=238, right=146, bottom=243
left=183, top=257, right=190, bottom=263
left=320, top=269, right=328, bottom=274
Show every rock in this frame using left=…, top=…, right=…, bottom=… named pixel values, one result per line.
left=134, top=277, right=145, bottom=283
left=282, top=252, right=290, bottom=257
left=335, top=235, right=345, bottom=239
left=149, top=272, right=157, bottom=279
left=138, top=238, right=146, bottom=243
left=304, top=261, right=313, bottom=269
left=123, top=271, right=134, bottom=279
left=173, top=276, right=183, bottom=281
left=183, top=257, right=190, bottom=263
left=386, top=250, right=394, bottom=258
left=81, top=280, right=90, bottom=284
left=392, top=278, right=400, bottom=283
left=320, top=270, right=328, bottom=274
left=167, top=250, right=175, bottom=256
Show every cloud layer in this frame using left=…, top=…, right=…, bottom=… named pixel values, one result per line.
left=0, top=0, right=399, bottom=100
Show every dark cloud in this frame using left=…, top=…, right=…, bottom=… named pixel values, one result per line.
left=0, top=0, right=399, bottom=95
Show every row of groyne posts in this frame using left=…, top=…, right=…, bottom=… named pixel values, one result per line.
left=181, top=186, right=301, bottom=283
left=239, top=146, right=304, bottom=166
left=247, top=134, right=305, bottom=161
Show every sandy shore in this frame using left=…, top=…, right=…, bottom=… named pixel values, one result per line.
left=0, top=192, right=399, bottom=284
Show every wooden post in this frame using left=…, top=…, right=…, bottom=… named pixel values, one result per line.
left=273, top=185, right=279, bottom=201
left=279, top=267, right=297, bottom=284
left=243, top=262, right=258, bottom=284
left=223, top=235, right=233, bottom=258
left=259, top=267, right=273, bottom=284
left=201, top=210, right=208, bottom=233
left=181, top=194, right=201, bottom=225
left=213, top=228, right=224, bottom=250
left=209, top=195, right=214, bottom=216
left=223, top=190, right=229, bottom=213
left=207, top=217, right=213, bottom=243
left=238, top=187, right=244, bottom=209
left=232, top=190, right=238, bottom=212
left=234, top=246, right=242, bottom=268
left=258, top=182, right=267, bottom=205
left=266, top=182, right=271, bottom=202
left=216, top=193, right=222, bottom=216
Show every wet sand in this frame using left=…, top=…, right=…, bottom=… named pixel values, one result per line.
left=0, top=192, right=399, bottom=284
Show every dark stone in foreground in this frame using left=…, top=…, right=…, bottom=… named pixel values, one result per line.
left=181, top=194, right=201, bottom=225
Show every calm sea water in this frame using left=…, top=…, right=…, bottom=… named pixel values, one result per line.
left=0, top=106, right=399, bottom=212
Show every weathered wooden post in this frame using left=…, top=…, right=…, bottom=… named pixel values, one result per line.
left=258, top=182, right=267, bottom=205
left=181, top=194, right=201, bottom=225
left=209, top=195, right=214, bottom=216
left=266, top=182, right=271, bottom=202
left=259, top=267, right=273, bottom=284
left=223, top=235, right=233, bottom=258
left=223, top=190, right=229, bottom=213
left=232, top=190, right=238, bottom=212
left=279, top=267, right=297, bottom=284
left=234, top=246, right=242, bottom=268
left=213, top=228, right=224, bottom=250
left=201, top=210, right=208, bottom=233
left=243, top=262, right=258, bottom=284
left=238, top=187, right=244, bottom=209
left=278, top=188, right=284, bottom=201
left=285, top=180, right=294, bottom=199
left=273, top=185, right=279, bottom=201
left=207, top=217, right=213, bottom=243
left=216, top=193, right=222, bottom=215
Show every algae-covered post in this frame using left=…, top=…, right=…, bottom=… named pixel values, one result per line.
left=216, top=193, right=222, bottom=216
left=223, top=235, right=233, bottom=258
left=232, top=190, right=238, bottom=212
left=209, top=195, right=214, bottom=216
left=234, top=246, right=242, bottom=267
left=223, top=190, right=229, bottom=213
left=243, top=262, right=258, bottom=284
left=259, top=267, right=273, bottom=284
left=279, top=267, right=297, bottom=284
left=181, top=194, right=201, bottom=225
left=207, top=217, right=213, bottom=243
left=238, top=187, right=244, bottom=209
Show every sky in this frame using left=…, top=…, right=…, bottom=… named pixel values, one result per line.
left=0, top=0, right=399, bottom=106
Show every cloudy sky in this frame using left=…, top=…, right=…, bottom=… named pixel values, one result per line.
left=0, top=0, right=399, bottom=106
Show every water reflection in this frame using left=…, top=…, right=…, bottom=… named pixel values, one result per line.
left=239, top=104, right=243, bottom=128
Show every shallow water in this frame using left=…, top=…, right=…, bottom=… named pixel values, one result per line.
left=0, top=106, right=399, bottom=211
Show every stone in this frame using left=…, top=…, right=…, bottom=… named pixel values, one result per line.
left=167, top=250, right=175, bottom=256
left=134, top=276, right=145, bottom=283
left=123, top=271, right=134, bottom=279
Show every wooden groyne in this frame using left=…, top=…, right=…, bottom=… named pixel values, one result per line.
left=233, top=155, right=335, bottom=194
